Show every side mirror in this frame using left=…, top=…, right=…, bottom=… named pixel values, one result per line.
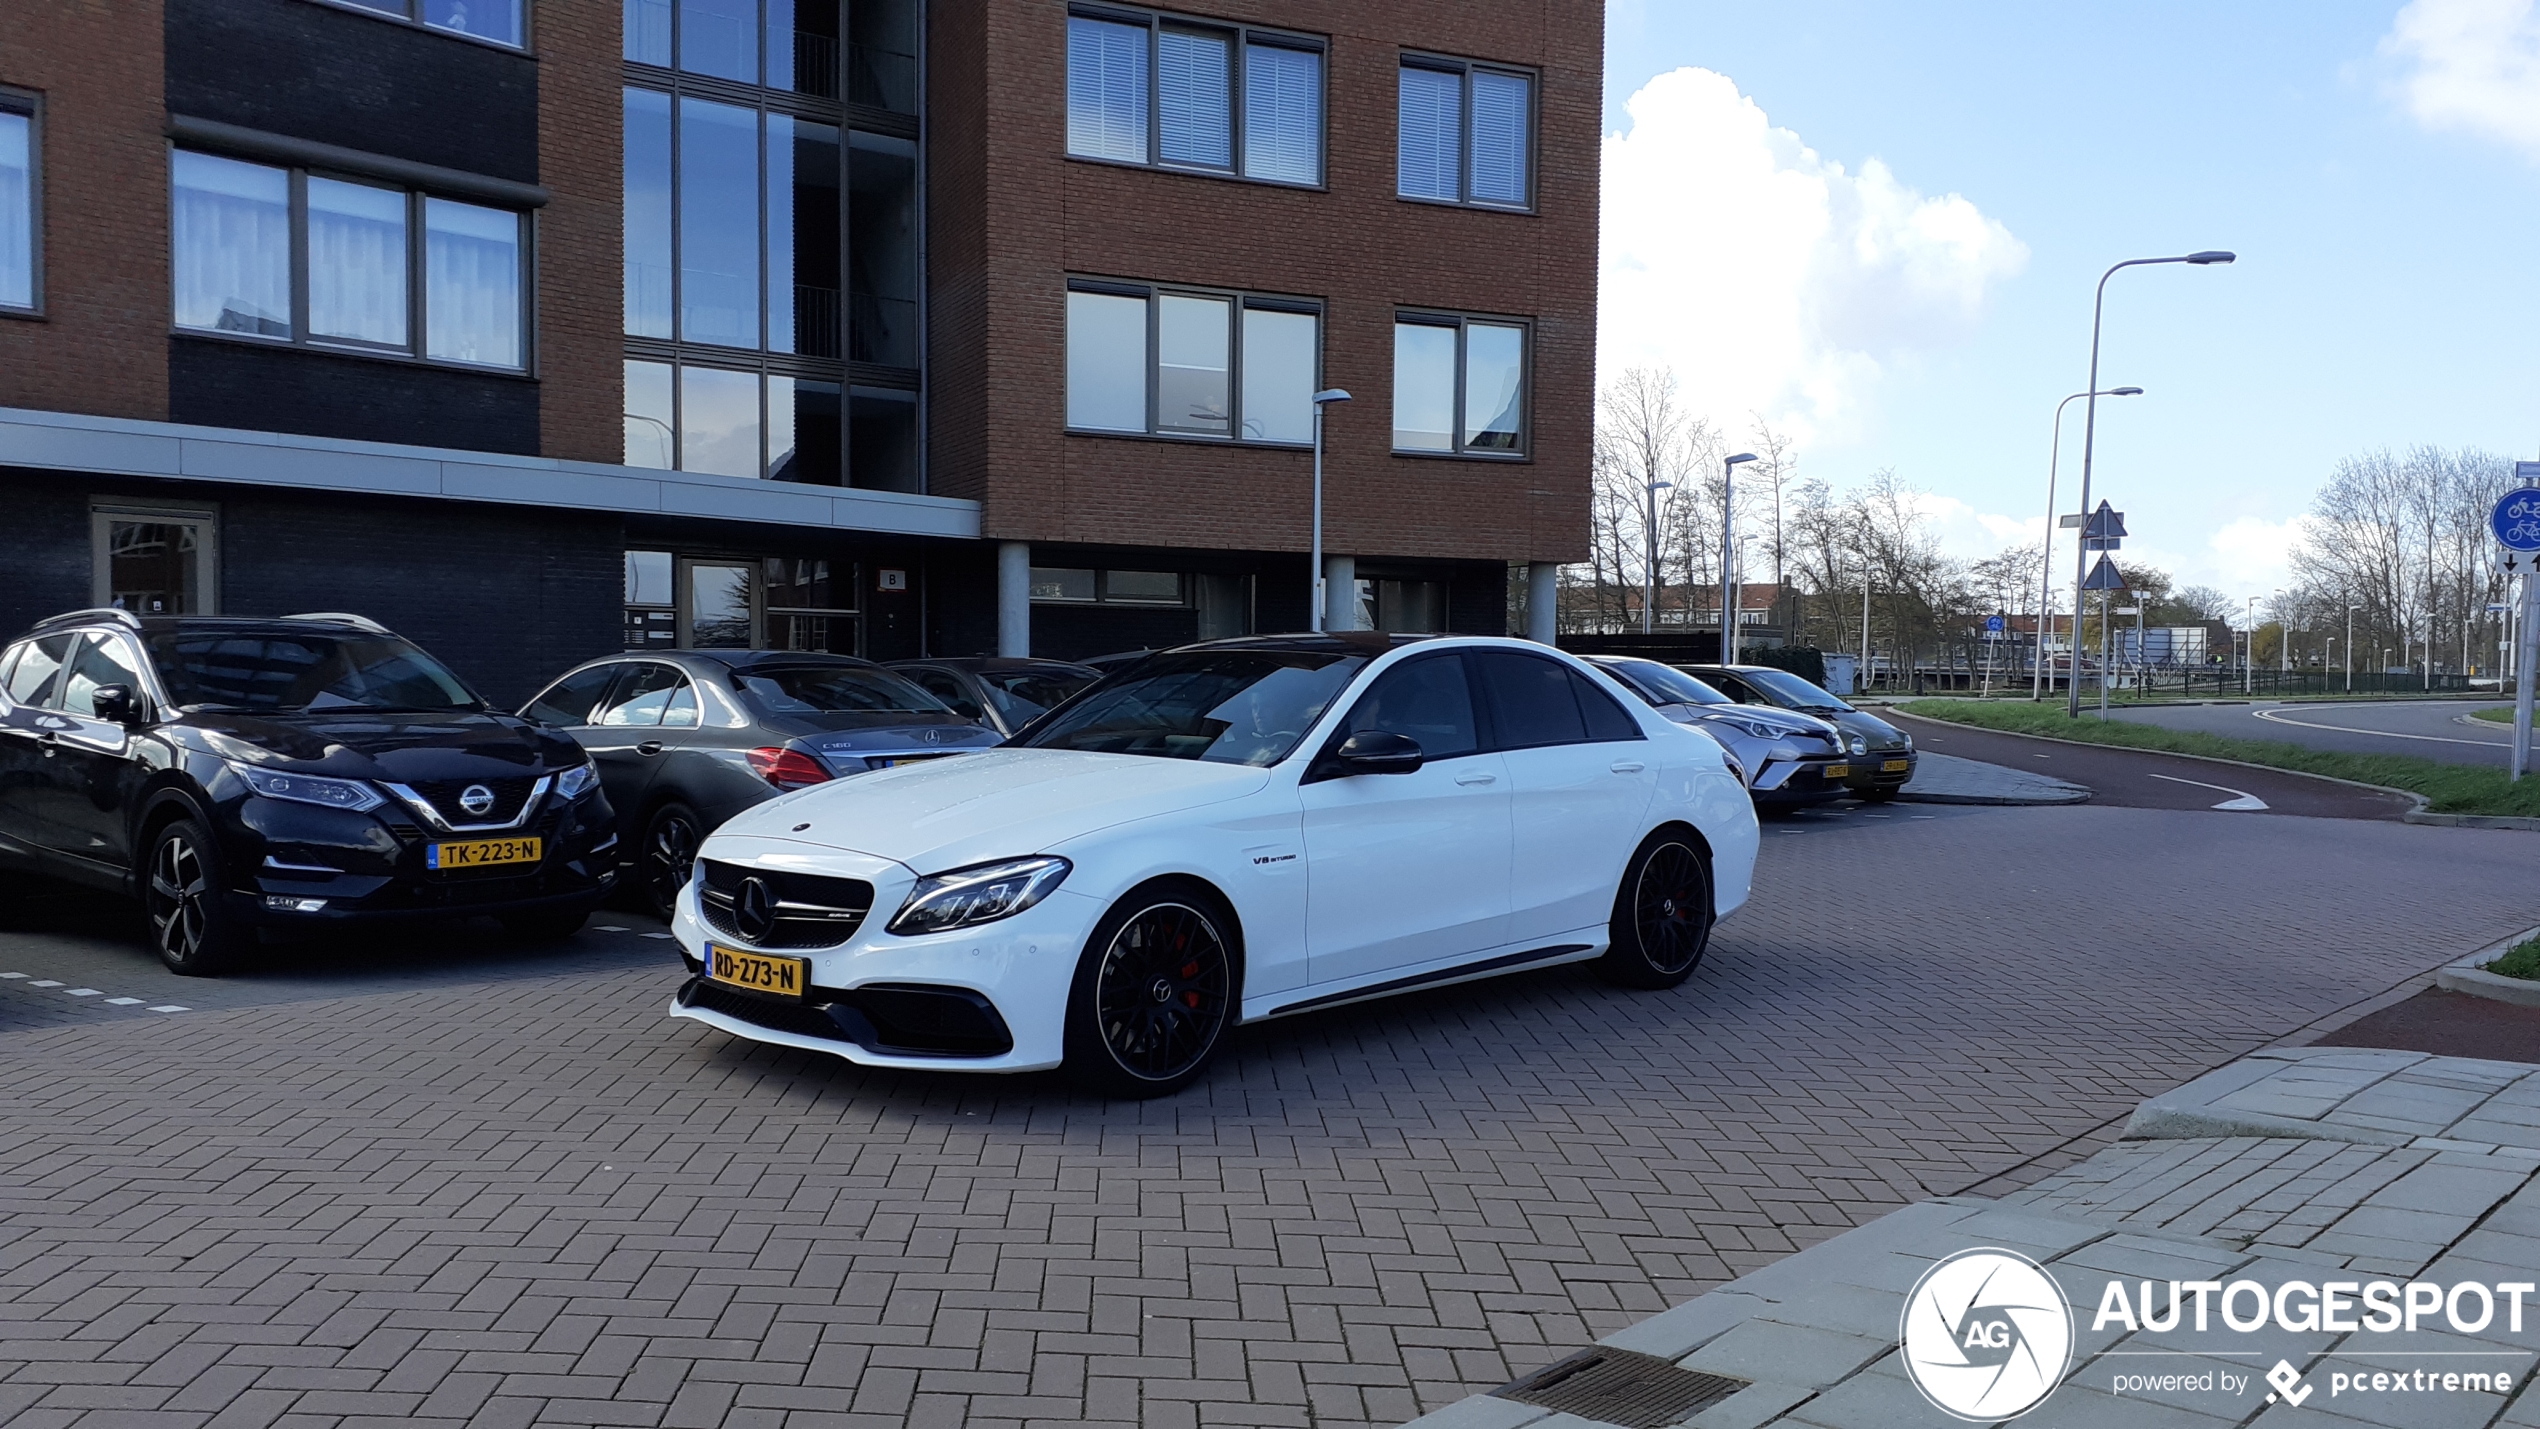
left=1334, top=729, right=1424, bottom=775
left=90, top=684, right=142, bottom=727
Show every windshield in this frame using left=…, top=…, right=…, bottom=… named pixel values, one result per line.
left=1617, top=662, right=1731, bottom=706
left=1017, top=650, right=1365, bottom=765
left=734, top=665, right=953, bottom=717
left=1737, top=667, right=1854, bottom=713
left=149, top=629, right=481, bottom=712
left=979, top=667, right=1099, bottom=726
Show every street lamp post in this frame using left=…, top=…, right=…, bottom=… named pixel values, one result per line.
left=1308, top=388, right=1351, bottom=632
left=2345, top=602, right=2355, bottom=693
left=1720, top=452, right=1758, bottom=662
left=1642, top=478, right=1674, bottom=635
left=2067, top=250, right=2235, bottom=717
left=2034, top=386, right=2142, bottom=700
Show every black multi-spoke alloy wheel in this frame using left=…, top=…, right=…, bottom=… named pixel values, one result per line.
left=1064, top=880, right=1238, bottom=1098
left=642, top=802, right=703, bottom=919
left=146, top=818, right=247, bottom=976
left=1598, top=828, right=1714, bottom=989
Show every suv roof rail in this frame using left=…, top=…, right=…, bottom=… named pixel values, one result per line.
left=281, top=612, right=393, bottom=635
left=30, top=607, right=144, bottom=633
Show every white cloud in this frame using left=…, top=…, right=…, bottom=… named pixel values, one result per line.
left=1599, top=68, right=2027, bottom=444
left=2382, top=0, right=2540, bottom=158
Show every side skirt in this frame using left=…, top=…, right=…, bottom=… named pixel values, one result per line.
left=1259, top=942, right=1597, bottom=1020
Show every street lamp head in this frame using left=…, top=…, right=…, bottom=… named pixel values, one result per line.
left=1725, top=452, right=1759, bottom=467
left=2109, top=386, right=2144, bottom=397
left=1648, top=481, right=1674, bottom=492
left=1312, top=388, right=1352, bottom=404
left=2185, top=250, right=2236, bottom=265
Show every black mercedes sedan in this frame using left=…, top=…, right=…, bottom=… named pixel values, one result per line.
left=0, top=610, right=618, bottom=974
left=884, top=656, right=1103, bottom=737
left=519, top=651, right=1000, bottom=917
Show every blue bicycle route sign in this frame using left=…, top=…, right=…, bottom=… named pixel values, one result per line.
left=2492, top=486, right=2540, bottom=552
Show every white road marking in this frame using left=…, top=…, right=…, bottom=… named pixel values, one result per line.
left=595, top=925, right=629, bottom=932
left=0, top=973, right=23, bottom=980
left=66, top=989, right=99, bottom=997
left=147, top=1005, right=188, bottom=1013
left=105, top=997, right=142, bottom=1006
left=30, top=980, right=61, bottom=988
left=2253, top=704, right=2509, bottom=749
left=2148, top=772, right=2269, bottom=811
left=643, top=931, right=676, bottom=939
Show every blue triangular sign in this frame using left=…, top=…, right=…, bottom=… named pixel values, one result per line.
left=2082, top=555, right=2126, bottom=591
left=2082, top=501, right=2127, bottom=540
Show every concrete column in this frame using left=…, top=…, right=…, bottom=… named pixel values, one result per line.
left=996, top=541, right=1031, bottom=657
left=1322, top=554, right=1358, bottom=631
left=1526, top=562, right=1560, bottom=644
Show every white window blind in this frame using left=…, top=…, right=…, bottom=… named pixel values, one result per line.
left=1396, top=66, right=1461, bottom=201
left=1157, top=29, right=1232, bottom=168
left=1067, top=17, right=1148, bottom=163
left=1468, top=71, right=1530, bottom=205
left=1243, top=45, right=1321, bottom=184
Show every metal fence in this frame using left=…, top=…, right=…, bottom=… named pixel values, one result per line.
left=1915, top=667, right=2492, bottom=699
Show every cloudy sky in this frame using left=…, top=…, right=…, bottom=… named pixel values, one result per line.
left=1600, top=0, right=2540, bottom=597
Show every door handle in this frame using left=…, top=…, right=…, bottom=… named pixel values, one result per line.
left=1454, top=771, right=1498, bottom=786
left=638, top=740, right=665, bottom=756
left=1610, top=761, right=1646, bottom=774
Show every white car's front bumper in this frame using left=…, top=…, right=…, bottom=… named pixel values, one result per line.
left=664, top=840, right=1105, bottom=1073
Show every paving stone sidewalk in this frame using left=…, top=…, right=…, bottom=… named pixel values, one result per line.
left=1895, top=751, right=2090, bottom=806
left=1406, top=1046, right=2540, bottom=1429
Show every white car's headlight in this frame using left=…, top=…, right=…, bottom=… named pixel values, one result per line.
left=229, top=762, right=384, bottom=812
left=556, top=761, right=600, bottom=800
left=887, top=856, right=1071, bottom=935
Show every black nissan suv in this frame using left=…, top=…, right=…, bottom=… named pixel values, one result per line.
left=0, top=609, right=617, bottom=974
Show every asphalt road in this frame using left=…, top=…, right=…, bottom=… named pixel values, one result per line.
left=2103, top=697, right=2518, bottom=767
left=1888, top=711, right=2416, bottom=819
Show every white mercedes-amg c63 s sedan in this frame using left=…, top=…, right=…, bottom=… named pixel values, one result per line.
left=666, top=634, right=1761, bottom=1096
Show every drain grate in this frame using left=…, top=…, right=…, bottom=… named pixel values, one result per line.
left=1490, top=1346, right=1750, bottom=1428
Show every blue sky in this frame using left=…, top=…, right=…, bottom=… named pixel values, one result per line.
left=1598, top=1, right=2540, bottom=595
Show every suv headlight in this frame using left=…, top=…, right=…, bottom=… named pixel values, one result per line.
left=887, top=856, right=1071, bottom=935
left=556, top=761, right=600, bottom=800
left=1703, top=714, right=1785, bottom=741
left=229, top=762, right=384, bottom=812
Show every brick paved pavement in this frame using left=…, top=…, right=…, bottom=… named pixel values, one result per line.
left=0, top=805, right=2533, bottom=1428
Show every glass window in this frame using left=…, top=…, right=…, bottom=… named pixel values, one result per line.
left=680, top=365, right=761, bottom=477
left=660, top=680, right=701, bottom=727
left=100, top=517, right=208, bottom=616
left=1399, top=60, right=1535, bottom=209
left=1106, top=571, right=1182, bottom=603
left=1391, top=321, right=1456, bottom=453
left=1396, top=315, right=1527, bottom=456
left=1157, top=29, right=1233, bottom=169
left=687, top=563, right=754, bottom=647
left=847, top=0, right=920, bottom=112
left=768, top=375, right=842, bottom=484
left=769, top=0, right=844, bottom=99
left=1067, top=16, right=1148, bottom=164
left=623, top=88, right=673, bottom=338
left=904, top=667, right=985, bottom=721
left=1030, top=567, right=1097, bottom=602
left=594, top=662, right=683, bottom=725
left=1340, top=655, right=1478, bottom=760
left=847, top=130, right=918, bottom=366
left=848, top=386, right=916, bottom=492
left=1243, top=45, right=1321, bottom=184
left=1020, top=649, right=1367, bottom=766
left=1469, top=70, right=1531, bottom=205
left=146, top=631, right=479, bottom=712
left=977, top=667, right=1098, bottom=725
left=423, top=198, right=520, bottom=366
left=1239, top=307, right=1315, bottom=443
left=522, top=663, right=622, bottom=727
left=734, top=665, right=949, bottom=717
left=769, top=119, right=841, bottom=358
left=0, top=106, right=33, bottom=311
left=1066, top=290, right=1148, bottom=433
left=625, top=550, right=676, bottom=648
left=55, top=633, right=144, bottom=716
left=680, top=0, right=759, bottom=82
left=172, top=151, right=289, bottom=337
left=5, top=635, right=73, bottom=707
left=625, top=359, right=675, bottom=468
left=1155, top=293, right=1229, bottom=437
left=421, top=0, right=522, bottom=45
left=680, top=98, right=761, bottom=348
left=626, top=0, right=673, bottom=64
left=1570, top=670, right=1644, bottom=742
left=1397, top=66, right=1460, bottom=202
left=1474, top=650, right=1586, bottom=750
left=306, top=178, right=407, bottom=347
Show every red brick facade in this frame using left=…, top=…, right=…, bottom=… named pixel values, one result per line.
left=534, top=0, right=626, bottom=465
left=0, top=0, right=173, bottom=423
left=928, top=0, right=1599, bottom=566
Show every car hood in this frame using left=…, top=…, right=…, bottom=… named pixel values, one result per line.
left=712, top=747, right=1275, bottom=872
left=1830, top=710, right=1910, bottom=749
left=179, top=708, right=581, bottom=780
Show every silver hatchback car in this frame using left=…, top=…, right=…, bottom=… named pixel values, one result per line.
left=1582, top=656, right=1851, bottom=806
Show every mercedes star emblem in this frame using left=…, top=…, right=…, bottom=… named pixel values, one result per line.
left=736, top=877, right=779, bottom=942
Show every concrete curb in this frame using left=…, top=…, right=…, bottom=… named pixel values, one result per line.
left=1900, top=705, right=2540, bottom=830
left=2435, top=922, right=2540, bottom=1008
left=1892, top=787, right=2090, bottom=806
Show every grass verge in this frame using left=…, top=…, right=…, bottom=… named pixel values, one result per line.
left=2472, top=707, right=2526, bottom=725
left=1900, top=698, right=2540, bottom=818
left=2489, top=939, right=2540, bottom=980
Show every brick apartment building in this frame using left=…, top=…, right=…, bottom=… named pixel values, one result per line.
left=0, top=0, right=1597, bottom=703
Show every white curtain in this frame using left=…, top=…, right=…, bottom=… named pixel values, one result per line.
left=424, top=197, right=521, bottom=367
left=0, top=113, right=29, bottom=309
left=172, top=151, right=289, bottom=336
left=307, top=178, right=407, bottom=346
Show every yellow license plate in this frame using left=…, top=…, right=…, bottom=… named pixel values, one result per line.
left=1882, top=759, right=1911, bottom=772
left=427, top=836, right=541, bottom=870
left=1823, top=764, right=1850, bottom=779
left=708, top=944, right=809, bottom=999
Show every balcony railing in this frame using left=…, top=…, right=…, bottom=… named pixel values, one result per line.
left=792, top=284, right=842, bottom=360
left=791, top=31, right=839, bottom=100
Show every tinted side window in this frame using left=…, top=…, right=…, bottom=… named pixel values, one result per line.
left=594, top=663, right=682, bottom=726
left=522, top=664, right=621, bottom=727
left=906, top=668, right=985, bottom=721
left=1473, top=650, right=1588, bottom=750
left=56, top=634, right=146, bottom=718
left=5, top=635, right=74, bottom=707
left=1571, top=670, right=1644, bottom=742
left=1340, top=655, right=1479, bottom=759
left=660, top=680, right=700, bottom=729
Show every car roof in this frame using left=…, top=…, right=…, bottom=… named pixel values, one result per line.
left=625, top=649, right=884, bottom=672
left=893, top=656, right=1100, bottom=676
left=1147, top=632, right=1441, bottom=659
left=20, top=613, right=394, bottom=641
